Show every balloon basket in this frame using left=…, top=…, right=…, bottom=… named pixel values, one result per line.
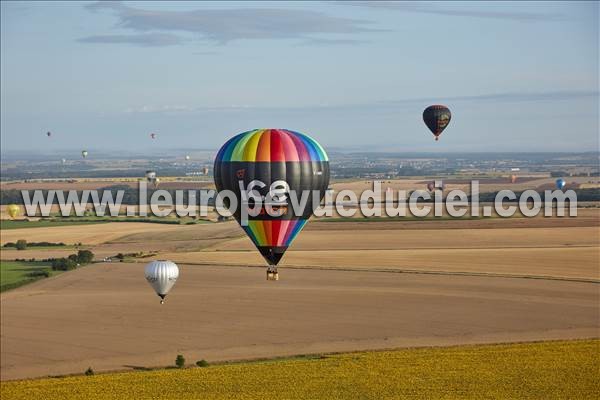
left=266, top=267, right=279, bottom=281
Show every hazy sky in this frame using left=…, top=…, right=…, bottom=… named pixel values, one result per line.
left=1, top=1, right=598, bottom=154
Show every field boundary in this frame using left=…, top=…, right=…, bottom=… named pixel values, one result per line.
left=154, top=260, right=600, bottom=284
left=2, top=338, right=598, bottom=383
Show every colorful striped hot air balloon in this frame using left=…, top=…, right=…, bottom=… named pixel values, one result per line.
left=214, top=129, right=329, bottom=280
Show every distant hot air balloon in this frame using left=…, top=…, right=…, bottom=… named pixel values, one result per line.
left=556, top=178, right=566, bottom=190
left=510, top=175, right=518, bottom=184
left=61, top=158, right=67, bottom=165
left=185, top=155, right=190, bottom=161
left=81, top=150, right=88, bottom=158
left=145, top=170, right=158, bottom=187
left=150, top=133, right=157, bottom=139
left=423, top=105, right=451, bottom=141
left=6, top=204, right=20, bottom=219
left=153, top=177, right=160, bottom=188
left=144, top=260, right=179, bottom=304
left=214, top=129, right=329, bottom=281
left=46, top=131, right=51, bottom=137
left=145, top=170, right=157, bottom=180
left=427, top=181, right=444, bottom=191
left=202, top=167, right=209, bottom=175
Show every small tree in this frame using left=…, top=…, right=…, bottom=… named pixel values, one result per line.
left=77, top=250, right=94, bottom=265
left=15, top=239, right=27, bottom=250
left=51, top=258, right=77, bottom=271
left=196, top=360, right=209, bottom=367
left=85, top=367, right=94, bottom=376
left=175, top=354, right=185, bottom=368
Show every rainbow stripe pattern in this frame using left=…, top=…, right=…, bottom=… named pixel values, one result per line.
left=214, top=129, right=330, bottom=266
left=242, top=219, right=308, bottom=250
left=216, top=129, right=328, bottom=162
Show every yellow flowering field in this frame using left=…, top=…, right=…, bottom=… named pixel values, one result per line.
left=2, top=340, right=598, bottom=400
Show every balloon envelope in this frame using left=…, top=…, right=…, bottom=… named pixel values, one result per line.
left=556, top=178, right=566, bottom=190
left=46, top=131, right=51, bottom=137
left=423, top=105, right=451, bottom=141
left=214, top=129, right=329, bottom=266
left=145, top=170, right=157, bottom=180
left=81, top=150, right=88, bottom=158
left=427, top=181, right=444, bottom=191
left=145, top=260, right=179, bottom=302
left=7, top=204, right=20, bottom=219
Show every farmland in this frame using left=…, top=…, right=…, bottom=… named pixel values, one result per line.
left=0, top=261, right=57, bottom=292
left=1, top=180, right=598, bottom=389
left=0, top=219, right=108, bottom=230
left=1, top=340, right=597, bottom=400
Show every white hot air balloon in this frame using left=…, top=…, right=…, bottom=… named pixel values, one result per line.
left=185, top=155, right=190, bottom=161
left=145, top=260, right=179, bottom=304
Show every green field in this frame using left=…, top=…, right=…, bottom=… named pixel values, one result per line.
left=0, top=218, right=209, bottom=230
left=0, top=261, right=60, bottom=292
left=0, top=220, right=108, bottom=230
left=1, top=340, right=597, bottom=399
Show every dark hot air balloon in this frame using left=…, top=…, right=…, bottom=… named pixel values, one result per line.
left=556, top=178, right=566, bottom=190
left=150, top=133, right=157, bottom=139
left=46, top=131, right=51, bottom=137
left=423, top=105, right=451, bottom=141
left=214, top=129, right=329, bottom=280
left=427, top=180, right=444, bottom=191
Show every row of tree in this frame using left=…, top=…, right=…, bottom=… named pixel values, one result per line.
left=4, top=240, right=66, bottom=249
left=51, top=250, right=94, bottom=271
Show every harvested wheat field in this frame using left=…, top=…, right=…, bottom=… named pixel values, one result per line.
left=167, top=214, right=599, bottom=281
left=0, top=222, right=191, bottom=246
left=1, top=260, right=598, bottom=381
left=168, top=247, right=599, bottom=281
